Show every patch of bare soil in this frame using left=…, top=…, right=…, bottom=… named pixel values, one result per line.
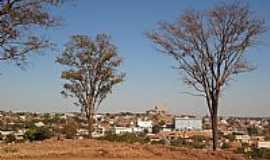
left=0, top=139, right=245, bottom=160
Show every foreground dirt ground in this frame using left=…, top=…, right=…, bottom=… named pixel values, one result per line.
left=0, top=139, right=245, bottom=160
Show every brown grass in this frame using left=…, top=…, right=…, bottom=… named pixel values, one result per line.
left=0, top=139, right=245, bottom=160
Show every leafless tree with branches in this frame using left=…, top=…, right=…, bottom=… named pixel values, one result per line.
left=147, top=2, right=266, bottom=150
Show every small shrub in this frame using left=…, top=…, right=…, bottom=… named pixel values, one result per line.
left=189, top=135, right=209, bottom=149
left=152, top=125, right=161, bottom=134
left=247, top=126, right=258, bottom=136
left=24, top=127, right=53, bottom=141
left=171, top=138, right=185, bottom=147
left=62, top=120, right=78, bottom=139
left=191, top=142, right=206, bottom=149
left=224, top=134, right=235, bottom=141
left=221, top=143, right=230, bottom=149
left=261, top=148, right=270, bottom=159
left=190, top=135, right=208, bottom=142
left=98, top=132, right=148, bottom=144
left=151, top=139, right=167, bottom=145
left=5, top=134, right=16, bottom=143
left=248, top=148, right=270, bottom=159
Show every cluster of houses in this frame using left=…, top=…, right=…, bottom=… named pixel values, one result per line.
left=90, top=106, right=205, bottom=138
left=217, top=117, right=270, bottom=150
left=0, top=107, right=270, bottom=150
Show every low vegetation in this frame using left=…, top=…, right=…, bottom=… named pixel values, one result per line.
left=24, top=127, right=53, bottom=142
left=0, top=139, right=246, bottom=160
left=62, top=120, right=79, bottom=139
left=97, top=132, right=149, bottom=144
left=5, top=134, right=16, bottom=143
left=236, top=147, right=270, bottom=159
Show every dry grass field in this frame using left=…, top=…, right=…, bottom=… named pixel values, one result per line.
left=0, top=139, right=245, bottom=160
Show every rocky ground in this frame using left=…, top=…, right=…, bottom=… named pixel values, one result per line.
left=0, top=139, right=246, bottom=160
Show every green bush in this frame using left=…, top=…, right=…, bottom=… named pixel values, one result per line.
left=235, top=147, right=270, bottom=159
left=170, top=137, right=208, bottom=149
left=248, top=148, right=270, bottom=159
left=224, top=134, right=235, bottom=141
left=261, top=148, right=270, bottom=159
left=188, top=135, right=208, bottom=149
left=24, top=121, right=36, bottom=129
left=24, top=127, right=53, bottom=141
left=247, top=126, right=258, bottom=136
left=221, top=143, right=230, bottom=149
left=170, top=138, right=185, bottom=147
left=151, top=139, right=166, bottom=145
left=152, top=125, right=161, bottom=134
left=191, top=142, right=206, bottom=149
left=190, top=135, right=208, bottom=142
left=98, top=132, right=149, bottom=144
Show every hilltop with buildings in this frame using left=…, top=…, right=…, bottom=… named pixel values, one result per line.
left=0, top=106, right=270, bottom=159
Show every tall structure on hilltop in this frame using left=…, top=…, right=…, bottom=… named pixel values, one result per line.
left=146, top=105, right=168, bottom=115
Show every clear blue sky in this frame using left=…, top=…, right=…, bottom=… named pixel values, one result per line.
left=0, top=0, right=269, bottom=116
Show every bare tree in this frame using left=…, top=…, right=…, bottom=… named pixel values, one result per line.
left=147, top=2, right=266, bottom=150
left=0, top=0, right=66, bottom=66
left=57, top=34, right=125, bottom=138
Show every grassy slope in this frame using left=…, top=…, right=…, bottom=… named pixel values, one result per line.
left=0, top=139, right=245, bottom=160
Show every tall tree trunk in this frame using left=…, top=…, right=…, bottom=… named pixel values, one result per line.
left=86, top=101, right=95, bottom=139
left=211, top=101, right=218, bottom=151
left=211, top=111, right=218, bottom=150
left=87, top=115, right=93, bottom=139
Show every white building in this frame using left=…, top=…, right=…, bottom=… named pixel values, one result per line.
left=137, top=119, right=152, bottom=128
left=146, top=105, right=168, bottom=115
left=76, top=129, right=89, bottom=136
left=15, top=129, right=25, bottom=140
left=94, top=114, right=105, bottom=121
left=137, top=119, right=153, bottom=133
left=174, top=116, right=202, bottom=131
left=113, top=127, right=133, bottom=135
left=161, top=127, right=172, bottom=132
left=92, top=127, right=106, bottom=138
left=235, top=135, right=251, bottom=143
left=34, top=122, right=45, bottom=127
left=0, top=131, right=14, bottom=137
left=133, top=127, right=144, bottom=133
left=0, top=130, right=24, bottom=141
left=257, top=141, right=270, bottom=149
